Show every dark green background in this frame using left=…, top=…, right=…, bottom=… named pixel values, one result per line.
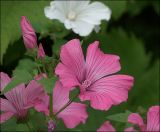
left=0, top=0, right=159, bottom=131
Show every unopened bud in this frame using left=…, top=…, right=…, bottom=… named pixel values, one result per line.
left=20, top=16, right=37, bottom=49
left=48, top=120, right=56, bottom=132
left=37, top=43, right=45, bottom=59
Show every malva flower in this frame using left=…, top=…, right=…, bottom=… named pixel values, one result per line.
left=44, top=1, right=111, bottom=36
left=52, top=81, right=88, bottom=128
left=97, top=121, right=115, bottom=132
left=55, top=39, right=134, bottom=110
left=20, top=16, right=37, bottom=49
left=0, top=72, right=48, bottom=123
left=125, top=106, right=160, bottom=132
left=37, top=43, right=46, bottom=59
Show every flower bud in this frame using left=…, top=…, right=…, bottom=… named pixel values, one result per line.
left=48, top=120, right=56, bottom=132
left=20, top=16, right=37, bottom=49
left=37, top=43, right=45, bottom=59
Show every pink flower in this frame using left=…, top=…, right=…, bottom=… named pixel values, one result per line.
left=0, top=72, right=48, bottom=123
left=52, top=81, right=88, bottom=128
left=55, top=39, right=134, bottom=110
left=97, top=121, right=116, bottom=132
left=20, top=16, right=37, bottom=49
left=125, top=106, right=160, bottom=132
left=37, top=43, right=46, bottom=59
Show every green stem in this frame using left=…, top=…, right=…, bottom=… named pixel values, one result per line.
left=26, top=122, right=32, bottom=131
left=34, top=58, right=42, bottom=74
left=49, top=94, right=53, bottom=118
left=42, top=60, right=47, bottom=74
left=54, top=92, right=79, bottom=117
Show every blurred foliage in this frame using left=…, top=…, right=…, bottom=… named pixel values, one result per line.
left=109, top=5, right=160, bottom=65
left=0, top=0, right=159, bottom=131
left=0, top=1, right=53, bottom=63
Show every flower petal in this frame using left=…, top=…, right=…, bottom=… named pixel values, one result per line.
left=53, top=81, right=88, bottom=128
left=0, top=112, right=14, bottom=124
left=58, top=102, right=88, bottom=128
left=5, top=83, right=27, bottom=112
left=0, top=72, right=11, bottom=91
left=34, top=94, right=49, bottom=116
left=128, top=113, right=145, bottom=131
left=65, top=1, right=90, bottom=14
left=55, top=39, right=85, bottom=89
left=55, top=63, right=79, bottom=90
left=97, top=121, right=116, bottom=132
left=71, top=20, right=95, bottom=36
left=147, top=106, right=160, bottom=131
left=0, top=98, right=16, bottom=113
left=44, top=1, right=66, bottom=23
left=124, top=127, right=137, bottom=132
left=25, top=80, right=46, bottom=107
left=78, top=1, right=111, bottom=25
left=80, top=75, right=134, bottom=110
left=53, top=81, right=69, bottom=112
left=86, top=42, right=121, bottom=83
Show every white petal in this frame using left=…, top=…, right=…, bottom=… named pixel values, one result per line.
left=67, top=1, right=90, bottom=14
left=77, top=2, right=111, bottom=25
left=64, top=19, right=73, bottom=29
left=44, top=1, right=66, bottom=23
left=71, top=20, right=94, bottom=36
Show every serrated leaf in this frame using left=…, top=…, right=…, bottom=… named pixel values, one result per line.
left=106, top=110, right=131, bottom=123
left=2, top=70, right=33, bottom=94
left=0, top=1, right=52, bottom=63
left=38, top=77, right=57, bottom=94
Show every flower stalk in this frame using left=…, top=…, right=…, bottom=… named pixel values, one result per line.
left=54, top=91, right=79, bottom=117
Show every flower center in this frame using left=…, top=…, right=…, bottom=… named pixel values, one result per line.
left=82, top=80, right=91, bottom=89
left=68, top=11, right=76, bottom=20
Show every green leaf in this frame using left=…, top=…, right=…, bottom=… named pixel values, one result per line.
left=104, top=1, right=127, bottom=19
left=0, top=1, right=52, bottom=63
left=106, top=110, right=131, bottom=123
left=28, top=109, right=47, bottom=131
left=14, top=58, right=37, bottom=74
left=38, top=77, right=57, bottom=94
left=2, top=70, right=33, bottom=94
left=0, top=117, right=29, bottom=132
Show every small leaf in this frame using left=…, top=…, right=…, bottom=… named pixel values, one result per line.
left=106, top=110, right=131, bottom=123
left=38, top=77, right=57, bottom=94
left=14, top=58, right=37, bottom=73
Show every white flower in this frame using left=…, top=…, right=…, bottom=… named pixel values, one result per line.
left=44, top=0, right=111, bottom=36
